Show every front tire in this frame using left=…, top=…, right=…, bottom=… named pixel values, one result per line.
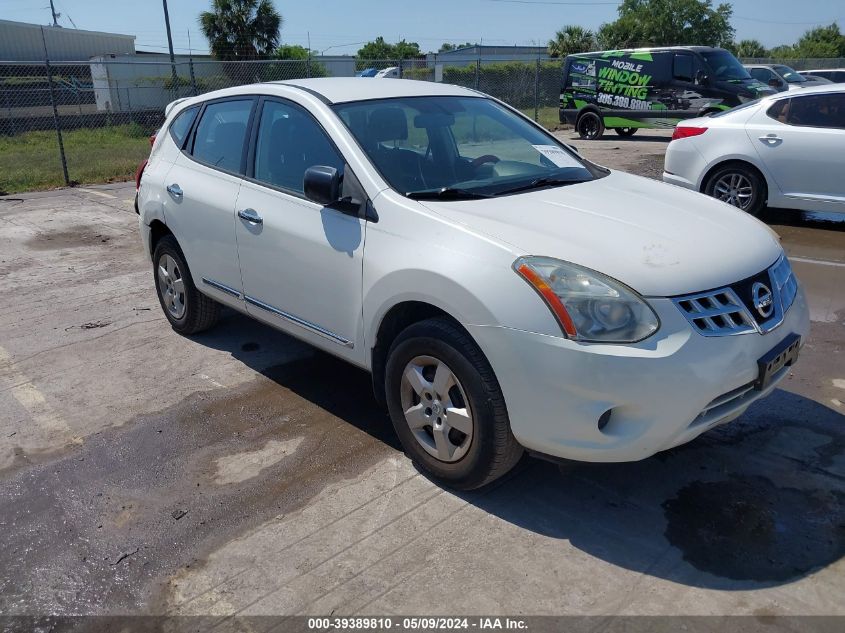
left=152, top=235, right=220, bottom=334
left=576, top=111, right=604, bottom=140
left=384, top=318, right=523, bottom=490
left=704, top=163, right=766, bottom=216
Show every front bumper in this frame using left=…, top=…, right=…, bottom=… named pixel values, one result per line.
left=468, top=286, right=810, bottom=462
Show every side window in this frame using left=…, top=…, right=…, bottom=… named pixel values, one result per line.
left=673, top=54, right=694, bottom=82
left=785, top=94, right=845, bottom=129
left=169, top=106, right=198, bottom=148
left=749, top=68, right=772, bottom=83
left=191, top=99, right=253, bottom=173
left=254, top=100, right=345, bottom=194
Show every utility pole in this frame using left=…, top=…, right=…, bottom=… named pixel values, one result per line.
left=162, top=0, right=179, bottom=87
left=49, top=0, right=60, bottom=26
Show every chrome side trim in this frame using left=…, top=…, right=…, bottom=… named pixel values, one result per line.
left=244, top=295, right=354, bottom=348
left=202, top=278, right=242, bottom=299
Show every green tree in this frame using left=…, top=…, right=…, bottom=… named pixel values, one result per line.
left=597, top=0, right=734, bottom=49
left=733, top=39, right=768, bottom=58
left=199, top=0, right=282, bottom=60
left=439, top=42, right=477, bottom=52
left=357, top=37, right=421, bottom=60
left=768, top=44, right=797, bottom=59
left=548, top=25, right=596, bottom=57
left=793, top=23, right=845, bottom=58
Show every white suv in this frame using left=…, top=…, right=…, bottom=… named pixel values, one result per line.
left=137, top=78, right=809, bottom=489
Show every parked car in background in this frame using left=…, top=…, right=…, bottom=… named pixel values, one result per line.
left=136, top=78, right=808, bottom=489
left=374, top=66, right=400, bottom=78
left=745, top=64, right=832, bottom=92
left=799, top=68, right=845, bottom=83
left=355, top=68, right=378, bottom=77
left=560, top=46, right=774, bottom=139
left=664, top=84, right=845, bottom=216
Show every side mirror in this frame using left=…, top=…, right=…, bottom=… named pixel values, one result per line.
left=304, top=165, right=341, bottom=206
left=694, top=70, right=708, bottom=85
left=768, top=78, right=783, bottom=89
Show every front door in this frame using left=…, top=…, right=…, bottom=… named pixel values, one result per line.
left=234, top=97, right=366, bottom=361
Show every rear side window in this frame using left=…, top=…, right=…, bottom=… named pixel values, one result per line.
left=169, top=106, right=198, bottom=148
left=749, top=68, right=773, bottom=83
left=191, top=99, right=253, bottom=173
left=784, top=94, right=845, bottom=129
left=766, top=99, right=789, bottom=123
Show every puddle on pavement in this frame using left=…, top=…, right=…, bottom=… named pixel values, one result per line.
left=663, top=475, right=845, bottom=582
left=25, top=225, right=115, bottom=250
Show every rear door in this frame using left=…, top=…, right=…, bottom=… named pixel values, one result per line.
left=233, top=97, right=366, bottom=362
left=163, top=97, right=256, bottom=303
left=746, top=92, right=845, bottom=210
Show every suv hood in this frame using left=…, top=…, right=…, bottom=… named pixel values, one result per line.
left=420, top=170, right=782, bottom=297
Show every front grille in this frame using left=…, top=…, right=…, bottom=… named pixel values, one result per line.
left=675, top=288, right=757, bottom=336
left=673, top=254, right=797, bottom=337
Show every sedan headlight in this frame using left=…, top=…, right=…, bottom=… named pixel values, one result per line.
left=514, top=256, right=659, bottom=343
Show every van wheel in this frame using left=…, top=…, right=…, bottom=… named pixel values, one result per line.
left=704, top=164, right=766, bottom=216
left=576, top=111, right=604, bottom=140
left=384, top=317, right=523, bottom=490
left=614, top=127, right=637, bottom=137
left=153, top=235, right=220, bottom=334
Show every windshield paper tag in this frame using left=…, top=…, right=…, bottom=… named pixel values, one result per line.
left=532, top=145, right=578, bottom=168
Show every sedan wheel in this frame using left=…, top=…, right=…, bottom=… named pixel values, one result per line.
left=713, top=172, right=754, bottom=211
left=400, top=355, right=473, bottom=463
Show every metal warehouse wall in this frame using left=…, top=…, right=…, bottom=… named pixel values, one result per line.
left=0, top=19, right=135, bottom=61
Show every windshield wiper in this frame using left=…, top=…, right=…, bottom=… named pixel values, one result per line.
left=492, top=176, right=585, bottom=196
left=406, top=187, right=492, bottom=200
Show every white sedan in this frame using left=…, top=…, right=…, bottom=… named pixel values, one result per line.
left=663, top=84, right=845, bottom=215
left=137, top=78, right=808, bottom=489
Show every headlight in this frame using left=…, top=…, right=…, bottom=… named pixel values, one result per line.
left=514, top=256, right=660, bottom=343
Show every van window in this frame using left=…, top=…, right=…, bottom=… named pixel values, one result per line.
left=699, top=49, right=751, bottom=81
left=191, top=99, right=253, bottom=174
left=673, top=55, right=694, bottom=82
left=169, top=106, right=198, bottom=148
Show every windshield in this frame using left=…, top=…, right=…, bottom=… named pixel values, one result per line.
left=701, top=50, right=752, bottom=81
left=773, top=64, right=807, bottom=83
left=332, top=96, right=597, bottom=198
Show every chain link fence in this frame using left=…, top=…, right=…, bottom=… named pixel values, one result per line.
left=2, top=54, right=841, bottom=193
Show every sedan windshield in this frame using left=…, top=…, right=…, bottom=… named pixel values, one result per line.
left=701, top=50, right=752, bottom=81
left=332, top=96, right=598, bottom=198
left=773, top=65, right=807, bottom=83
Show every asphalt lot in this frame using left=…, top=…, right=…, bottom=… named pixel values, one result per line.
left=1, top=129, right=843, bottom=622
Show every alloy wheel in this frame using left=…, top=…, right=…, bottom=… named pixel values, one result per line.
left=157, top=253, right=186, bottom=319
left=713, top=172, right=754, bottom=210
left=399, top=355, right=473, bottom=463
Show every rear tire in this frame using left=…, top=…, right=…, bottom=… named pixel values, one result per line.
left=704, top=163, right=766, bottom=216
left=614, top=127, right=637, bottom=137
left=384, top=318, right=523, bottom=490
left=153, top=235, right=220, bottom=335
left=576, top=111, right=604, bottom=140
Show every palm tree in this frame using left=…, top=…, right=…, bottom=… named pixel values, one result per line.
left=548, top=25, right=596, bottom=58
left=199, top=0, right=282, bottom=60
left=734, top=39, right=768, bottom=59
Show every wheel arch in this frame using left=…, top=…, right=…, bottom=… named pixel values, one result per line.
left=148, top=220, right=174, bottom=259
left=699, top=157, right=771, bottom=202
left=370, top=300, right=481, bottom=407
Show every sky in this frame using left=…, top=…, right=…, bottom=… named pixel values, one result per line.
left=3, top=0, right=845, bottom=55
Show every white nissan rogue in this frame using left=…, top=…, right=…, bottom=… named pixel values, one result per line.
left=136, top=78, right=809, bottom=489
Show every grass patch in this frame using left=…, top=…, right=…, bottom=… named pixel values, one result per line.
left=0, top=124, right=152, bottom=194
left=519, top=106, right=564, bottom=131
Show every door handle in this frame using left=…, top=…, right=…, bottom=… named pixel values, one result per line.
left=238, top=208, right=263, bottom=225
left=759, top=134, right=782, bottom=144
left=166, top=183, right=183, bottom=198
